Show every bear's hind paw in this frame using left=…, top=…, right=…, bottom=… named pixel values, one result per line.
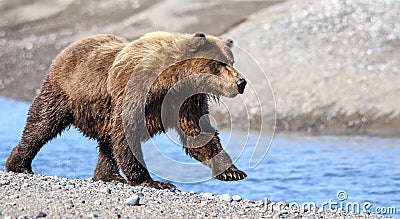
left=5, top=166, right=33, bottom=174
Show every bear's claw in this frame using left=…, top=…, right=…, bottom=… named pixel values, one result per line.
left=214, top=166, right=247, bottom=181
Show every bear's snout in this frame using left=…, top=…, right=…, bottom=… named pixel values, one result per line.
left=236, top=79, right=247, bottom=94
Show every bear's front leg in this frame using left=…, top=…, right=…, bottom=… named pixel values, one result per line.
left=182, top=131, right=247, bottom=181
left=111, top=112, right=175, bottom=189
left=178, top=96, right=247, bottom=181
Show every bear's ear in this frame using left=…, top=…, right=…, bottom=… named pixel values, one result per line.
left=194, top=32, right=206, bottom=38
left=186, top=32, right=207, bottom=52
left=219, top=36, right=234, bottom=48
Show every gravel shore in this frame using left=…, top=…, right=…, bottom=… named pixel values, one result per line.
left=0, top=170, right=392, bottom=218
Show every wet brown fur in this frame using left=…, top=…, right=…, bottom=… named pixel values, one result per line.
left=5, top=32, right=247, bottom=188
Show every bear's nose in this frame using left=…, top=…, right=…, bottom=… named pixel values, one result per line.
left=236, top=79, right=247, bottom=94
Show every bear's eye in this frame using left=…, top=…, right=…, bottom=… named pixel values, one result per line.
left=214, top=62, right=226, bottom=75
left=216, top=61, right=227, bottom=67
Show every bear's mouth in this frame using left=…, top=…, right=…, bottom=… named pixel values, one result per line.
left=221, top=83, right=240, bottom=98
left=203, top=83, right=239, bottom=100
left=222, top=91, right=238, bottom=98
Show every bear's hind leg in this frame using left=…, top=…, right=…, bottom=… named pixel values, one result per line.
left=112, top=136, right=176, bottom=189
left=111, top=114, right=175, bottom=189
left=5, top=82, right=72, bottom=174
left=94, top=139, right=125, bottom=183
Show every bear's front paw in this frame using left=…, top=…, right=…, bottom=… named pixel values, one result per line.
left=214, top=166, right=247, bottom=181
left=138, top=180, right=177, bottom=190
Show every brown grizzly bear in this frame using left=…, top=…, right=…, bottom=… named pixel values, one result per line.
left=5, top=31, right=247, bottom=189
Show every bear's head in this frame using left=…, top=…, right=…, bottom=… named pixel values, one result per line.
left=176, top=32, right=247, bottom=98
left=153, top=33, right=247, bottom=98
left=121, top=31, right=247, bottom=107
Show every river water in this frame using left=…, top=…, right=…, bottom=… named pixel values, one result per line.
left=0, top=97, right=399, bottom=216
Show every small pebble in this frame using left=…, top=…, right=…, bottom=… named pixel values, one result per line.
left=89, top=213, right=98, bottom=218
left=101, top=187, right=111, bottom=194
left=201, top=192, right=214, bottom=199
left=232, top=195, right=242, bottom=201
left=0, top=180, right=10, bottom=186
left=94, top=200, right=102, bottom=205
left=9, top=194, right=20, bottom=199
left=125, top=194, right=140, bottom=206
left=137, top=193, right=144, bottom=197
left=51, top=185, right=61, bottom=190
left=217, top=194, right=232, bottom=202
left=36, top=211, right=47, bottom=218
left=64, top=204, right=73, bottom=209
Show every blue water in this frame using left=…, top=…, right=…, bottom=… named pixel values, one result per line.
left=1, top=97, right=399, bottom=216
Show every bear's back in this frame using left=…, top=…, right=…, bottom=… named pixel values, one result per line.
left=106, top=32, right=192, bottom=99
left=49, top=34, right=128, bottom=97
